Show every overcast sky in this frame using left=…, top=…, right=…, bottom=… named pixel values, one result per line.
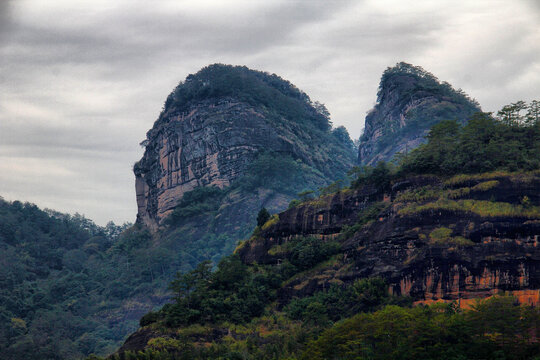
left=0, top=0, right=539, bottom=225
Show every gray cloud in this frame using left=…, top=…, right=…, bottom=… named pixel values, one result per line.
left=0, top=0, right=13, bottom=35
left=523, top=0, right=540, bottom=13
left=1, top=0, right=538, bottom=224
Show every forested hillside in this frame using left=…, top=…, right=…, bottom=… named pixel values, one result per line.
left=0, top=196, right=223, bottom=359
left=100, top=103, right=540, bottom=360
left=1, top=65, right=357, bottom=360
left=0, top=200, right=138, bottom=358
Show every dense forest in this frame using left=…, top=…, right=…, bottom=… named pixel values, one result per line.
left=0, top=199, right=174, bottom=359
left=84, top=100, right=540, bottom=359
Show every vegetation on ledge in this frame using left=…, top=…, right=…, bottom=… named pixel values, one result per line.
left=90, top=100, right=540, bottom=360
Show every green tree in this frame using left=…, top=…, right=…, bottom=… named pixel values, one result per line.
left=256, top=208, right=271, bottom=227
left=169, top=261, right=212, bottom=303
left=526, top=100, right=540, bottom=125
left=498, top=101, right=527, bottom=126
left=371, top=162, right=393, bottom=192
left=332, top=126, right=355, bottom=149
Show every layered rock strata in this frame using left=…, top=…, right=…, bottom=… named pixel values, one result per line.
left=134, top=99, right=295, bottom=231
left=134, top=64, right=356, bottom=231
left=238, top=172, right=540, bottom=306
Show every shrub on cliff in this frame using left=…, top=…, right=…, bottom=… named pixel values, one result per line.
left=161, top=254, right=286, bottom=326
left=285, top=278, right=409, bottom=325
left=256, top=208, right=271, bottom=227
left=350, top=161, right=396, bottom=192
left=287, top=236, right=340, bottom=271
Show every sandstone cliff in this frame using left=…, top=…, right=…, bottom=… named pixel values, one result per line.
left=134, top=98, right=294, bottom=231
left=134, top=64, right=356, bottom=233
left=238, top=171, right=540, bottom=306
left=358, top=62, right=481, bottom=165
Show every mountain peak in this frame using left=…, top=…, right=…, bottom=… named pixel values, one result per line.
left=135, top=64, right=356, bottom=231
left=358, top=62, right=481, bottom=165
left=158, top=64, right=330, bottom=131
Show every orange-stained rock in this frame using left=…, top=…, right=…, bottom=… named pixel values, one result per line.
left=134, top=99, right=299, bottom=230
left=238, top=172, right=540, bottom=307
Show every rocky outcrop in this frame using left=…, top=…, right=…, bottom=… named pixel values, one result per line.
left=358, top=62, right=481, bottom=165
left=134, top=64, right=356, bottom=231
left=238, top=172, right=540, bottom=307
left=134, top=98, right=295, bottom=231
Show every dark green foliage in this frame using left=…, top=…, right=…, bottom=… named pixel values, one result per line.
left=0, top=198, right=141, bottom=360
left=400, top=111, right=540, bottom=176
left=318, top=180, right=344, bottom=196
left=301, top=296, right=540, bottom=360
left=163, top=64, right=331, bottom=132
left=139, top=312, right=161, bottom=327
left=256, top=208, right=271, bottom=227
left=332, top=125, right=355, bottom=150
left=167, top=186, right=224, bottom=224
left=288, top=190, right=316, bottom=208
left=350, top=162, right=395, bottom=192
left=158, top=237, right=341, bottom=328
left=297, top=190, right=315, bottom=201
left=285, top=278, right=411, bottom=325
left=287, top=237, right=341, bottom=271
left=161, top=255, right=291, bottom=327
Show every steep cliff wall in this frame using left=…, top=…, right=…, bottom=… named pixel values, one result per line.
left=134, top=64, right=356, bottom=232
left=238, top=171, right=540, bottom=306
left=358, top=62, right=481, bottom=165
left=134, top=98, right=294, bottom=231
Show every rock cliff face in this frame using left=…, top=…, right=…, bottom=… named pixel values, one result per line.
left=358, top=62, right=481, bottom=165
left=134, top=98, right=293, bottom=231
left=238, top=171, right=540, bottom=306
left=134, top=64, right=356, bottom=232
